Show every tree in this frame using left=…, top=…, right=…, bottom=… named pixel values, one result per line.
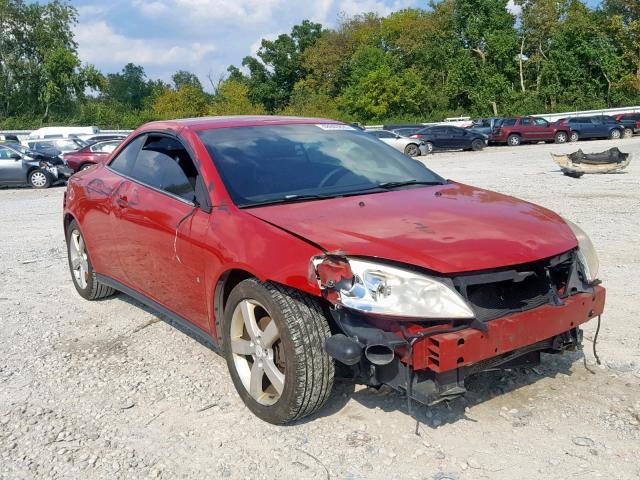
left=152, top=85, right=210, bottom=119
left=172, top=70, right=203, bottom=91
left=209, top=79, right=266, bottom=116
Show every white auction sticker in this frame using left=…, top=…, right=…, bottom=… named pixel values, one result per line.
left=315, top=124, right=356, bottom=131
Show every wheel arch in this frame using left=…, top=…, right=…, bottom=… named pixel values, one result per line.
left=213, top=268, right=257, bottom=342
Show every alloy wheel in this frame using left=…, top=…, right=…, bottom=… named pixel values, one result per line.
left=570, top=132, right=579, bottom=142
left=405, top=144, right=419, bottom=157
left=230, top=299, right=285, bottom=406
left=611, top=129, right=621, bottom=139
left=69, top=229, right=89, bottom=289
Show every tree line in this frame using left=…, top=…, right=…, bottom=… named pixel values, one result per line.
left=1, top=0, right=639, bottom=130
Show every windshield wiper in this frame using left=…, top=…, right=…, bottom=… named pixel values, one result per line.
left=377, top=180, right=444, bottom=189
left=240, top=193, right=334, bottom=208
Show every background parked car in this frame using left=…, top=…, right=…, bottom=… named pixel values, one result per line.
left=25, top=137, right=88, bottom=156
left=0, top=134, right=20, bottom=143
left=391, top=126, right=428, bottom=137
left=0, top=143, right=71, bottom=188
left=367, top=130, right=426, bottom=156
left=490, top=116, right=572, bottom=146
left=554, top=116, right=625, bottom=142
left=408, top=126, right=487, bottom=153
left=63, top=139, right=123, bottom=172
left=613, top=113, right=640, bottom=137
left=467, top=118, right=502, bottom=137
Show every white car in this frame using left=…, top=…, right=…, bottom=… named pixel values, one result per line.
left=367, top=130, right=426, bottom=156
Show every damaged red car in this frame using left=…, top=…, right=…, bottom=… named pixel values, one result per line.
left=63, top=116, right=605, bottom=424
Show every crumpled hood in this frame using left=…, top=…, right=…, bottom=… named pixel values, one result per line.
left=246, top=183, right=578, bottom=274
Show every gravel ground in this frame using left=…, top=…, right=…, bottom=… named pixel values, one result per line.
left=1, top=137, right=639, bottom=480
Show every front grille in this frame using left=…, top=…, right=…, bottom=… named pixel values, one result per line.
left=451, top=250, right=575, bottom=322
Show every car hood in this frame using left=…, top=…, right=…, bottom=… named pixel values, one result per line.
left=245, top=182, right=578, bottom=274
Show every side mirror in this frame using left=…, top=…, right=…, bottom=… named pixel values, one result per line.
left=194, top=175, right=213, bottom=214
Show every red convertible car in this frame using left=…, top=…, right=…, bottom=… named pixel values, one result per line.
left=63, top=116, right=605, bottom=424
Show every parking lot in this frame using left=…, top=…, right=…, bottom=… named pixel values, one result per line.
left=1, top=137, right=639, bottom=479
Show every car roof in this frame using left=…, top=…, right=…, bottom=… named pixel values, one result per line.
left=138, top=115, right=343, bottom=132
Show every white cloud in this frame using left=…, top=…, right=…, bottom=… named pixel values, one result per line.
left=507, top=0, right=522, bottom=16
left=74, top=21, right=217, bottom=68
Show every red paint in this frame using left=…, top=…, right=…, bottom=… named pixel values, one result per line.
left=64, top=115, right=603, bottom=372
left=490, top=116, right=572, bottom=143
left=63, top=146, right=113, bottom=172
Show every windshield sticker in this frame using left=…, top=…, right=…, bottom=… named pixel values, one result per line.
left=315, top=124, right=356, bottom=131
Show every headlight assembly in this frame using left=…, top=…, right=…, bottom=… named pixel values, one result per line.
left=564, top=219, right=599, bottom=283
left=315, top=257, right=475, bottom=320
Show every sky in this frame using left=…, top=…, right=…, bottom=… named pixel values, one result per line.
left=69, top=0, right=597, bottom=89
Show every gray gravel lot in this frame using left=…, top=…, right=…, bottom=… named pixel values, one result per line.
left=1, top=138, right=639, bottom=479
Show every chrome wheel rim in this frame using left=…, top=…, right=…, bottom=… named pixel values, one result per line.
left=69, top=229, right=89, bottom=289
left=30, top=171, right=47, bottom=187
left=509, top=136, right=519, bottom=146
left=571, top=133, right=579, bottom=142
left=230, top=299, right=285, bottom=406
left=611, top=130, right=621, bottom=139
left=406, top=145, right=419, bottom=157
left=557, top=133, right=567, bottom=143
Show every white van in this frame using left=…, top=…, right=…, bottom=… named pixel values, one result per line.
left=27, top=126, right=99, bottom=140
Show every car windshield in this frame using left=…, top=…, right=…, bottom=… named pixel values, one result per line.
left=197, top=124, right=445, bottom=208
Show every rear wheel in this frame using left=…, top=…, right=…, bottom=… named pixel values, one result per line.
left=507, top=134, right=521, bottom=146
left=609, top=129, right=622, bottom=140
left=424, top=141, right=434, bottom=154
left=554, top=131, right=568, bottom=143
left=66, top=220, right=115, bottom=300
left=570, top=131, right=579, bottom=142
left=28, top=169, right=51, bottom=189
left=471, top=139, right=485, bottom=151
left=222, top=278, right=334, bottom=424
left=404, top=143, right=420, bottom=157
left=623, top=128, right=633, bottom=138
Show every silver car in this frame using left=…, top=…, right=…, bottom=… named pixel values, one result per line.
left=367, top=130, right=426, bottom=156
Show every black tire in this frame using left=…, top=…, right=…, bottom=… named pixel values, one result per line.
left=471, top=139, right=485, bottom=151
left=570, top=131, right=579, bottom=142
left=554, top=131, right=568, bottom=143
left=424, top=141, right=434, bottom=154
left=66, top=220, right=116, bottom=300
left=28, top=169, right=51, bottom=189
left=507, top=134, right=521, bottom=146
left=609, top=129, right=622, bottom=140
left=404, top=143, right=420, bottom=157
left=222, top=278, right=334, bottom=424
left=623, top=128, right=633, bottom=139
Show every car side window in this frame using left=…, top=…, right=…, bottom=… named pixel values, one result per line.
left=0, top=146, right=14, bottom=160
left=520, top=118, right=532, bottom=126
left=109, top=136, right=146, bottom=175
left=502, top=119, right=516, bottom=127
left=533, top=118, right=547, bottom=126
left=128, top=135, right=198, bottom=202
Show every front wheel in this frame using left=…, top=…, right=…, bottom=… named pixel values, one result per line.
left=471, top=139, right=485, bottom=151
left=570, top=131, right=579, bottom=142
left=404, top=143, right=420, bottom=157
left=554, top=131, right=568, bottom=143
left=28, top=169, right=51, bottom=189
left=609, top=129, right=622, bottom=140
left=222, top=279, right=334, bottom=424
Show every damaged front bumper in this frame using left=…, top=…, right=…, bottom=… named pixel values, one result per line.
left=325, top=286, right=606, bottom=406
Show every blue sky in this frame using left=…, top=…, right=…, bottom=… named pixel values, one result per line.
left=70, top=0, right=599, bottom=89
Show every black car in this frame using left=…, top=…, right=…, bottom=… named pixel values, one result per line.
left=408, top=126, right=487, bottom=153
left=613, top=113, right=640, bottom=137
left=555, top=116, right=625, bottom=142
left=0, top=143, right=72, bottom=189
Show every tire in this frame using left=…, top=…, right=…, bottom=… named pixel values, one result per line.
left=471, top=139, right=485, bottom=151
left=80, top=163, right=94, bottom=171
left=28, top=169, right=51, bottom=189
left=554, top=131, right=568, bottom=144
left=507, top=134, right=521, bottom=146
left=570, top=131, right=579, bottom=142
left=623, top=128, right=633, bottom=139
left=424, top=141, right=434, bottom=154
left=404, top=143, right=420, bottom=157
left=222, top=278, right=334, bottom=424
left=66, top=220, right=116, bottom=300
left=609, top=129, right=621, bottom=140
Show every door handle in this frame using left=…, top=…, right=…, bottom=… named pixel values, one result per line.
left=116, top=195, right=128, bottom=207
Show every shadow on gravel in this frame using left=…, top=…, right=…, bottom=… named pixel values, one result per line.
left=339, top=352, right=584, bottom=428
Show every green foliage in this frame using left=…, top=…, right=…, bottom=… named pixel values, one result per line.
left=3, top=0, right=640, bottom=130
